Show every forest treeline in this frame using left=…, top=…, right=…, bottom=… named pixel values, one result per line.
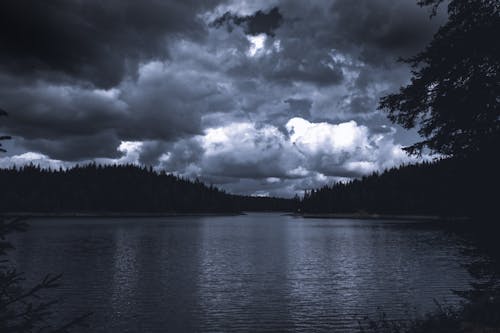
left=301, top=155, right=498, bottom=218
left=1, top=157, right=497, bottom=217
left=0, top=164, right=296, bottom=213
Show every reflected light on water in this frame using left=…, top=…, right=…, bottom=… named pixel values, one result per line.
left=11, top=214, right=474, bottom=332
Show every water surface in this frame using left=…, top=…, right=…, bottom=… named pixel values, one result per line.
left=10, top=213, right=474, bottom=332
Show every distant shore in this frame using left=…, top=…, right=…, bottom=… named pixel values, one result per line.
left=294, top=212, right=470, bottom=222
left=1, top=212, right=244, bottom=218
left=1, top=211, right=472, bottom=223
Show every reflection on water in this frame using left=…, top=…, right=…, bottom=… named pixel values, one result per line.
left=10, top=213, right=474, bottom=332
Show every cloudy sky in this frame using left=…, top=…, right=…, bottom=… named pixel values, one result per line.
left=0, top=0, right=445, bottom=197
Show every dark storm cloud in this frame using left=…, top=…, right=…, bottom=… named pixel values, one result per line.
left=266, top=55, right=345, bottom=86
left=156, top=138, right=204, bottom=173
left=221, top=40, right=346, bottom=88
left=284, top=98, right=312, bottom=118
left=0, top=0, right=218, bottom=88
left=211, top=7, right=283, bottom=36
left=209, top=1, right=440, bottom=90
left=343, top=95, right=374, bottom=114
left=327, top=0, right=446, bottom=65
left=22, top=132, right=122, bottom=161
left=0, top=78, right=122, bottom=140
left=0, top=0, right=443, bottom=195
left=138, top=141, right=171, bottom=166
left=254, top=0, right=446, bottom=93
left=0, top=66, right=207, bottom=160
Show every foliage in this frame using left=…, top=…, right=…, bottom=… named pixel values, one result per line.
left=0, top=164, right=296, bottom=213
left=378, top=0, right=500, bottom=157
left=300, top=157, right=498, bottom=217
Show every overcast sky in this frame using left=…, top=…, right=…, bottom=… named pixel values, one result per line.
left=0, top=0, right=446, bottom=197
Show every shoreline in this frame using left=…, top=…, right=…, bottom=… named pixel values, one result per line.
left=1, top=212, right=245, bottom=218
left=294, top=212, right=470, bottom=222
left=2, top=211, right=472, bottom=222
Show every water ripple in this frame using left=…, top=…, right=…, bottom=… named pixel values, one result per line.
left=11, top=213, right=475, bottom=332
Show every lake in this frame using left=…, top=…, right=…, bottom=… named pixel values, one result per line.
left=10, top=213, right=475, bottom=332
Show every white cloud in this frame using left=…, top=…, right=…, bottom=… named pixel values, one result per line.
left=148, top=117, right=419, bottom=195
left=247, top=34, right=267, bottom=56
left=286, top=118, right=369, bottom=154
left=286, top=117, right=415, bottom=177
left=115, top=141, right=143, bottom=164
left=0, top=152, right=68, bottom=169
left=0, top=0, right=442, bottom=197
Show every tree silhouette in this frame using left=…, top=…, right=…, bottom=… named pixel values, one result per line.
left=0, top=164, right=295, bottom=213
left=378, top=0, right=500, bottom=158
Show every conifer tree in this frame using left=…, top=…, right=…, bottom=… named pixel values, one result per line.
left=379, top=0, right=500, bottom=158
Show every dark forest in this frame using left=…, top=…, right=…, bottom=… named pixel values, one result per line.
left=0, top=0, right=499, bottom=332
left=0, top=164, right=295, bottom=214
left=301, top=155, right=498, bottom=218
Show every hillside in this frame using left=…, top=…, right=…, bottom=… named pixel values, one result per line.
left=0, top=164, right=295, bottom=214
left=300, top=156, right=498, bottom=218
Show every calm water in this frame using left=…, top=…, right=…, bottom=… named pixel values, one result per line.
left=10, top=213, right=475, bottom=332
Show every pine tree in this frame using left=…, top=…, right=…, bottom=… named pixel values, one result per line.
left=379, top=0, right=500, bottom=158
